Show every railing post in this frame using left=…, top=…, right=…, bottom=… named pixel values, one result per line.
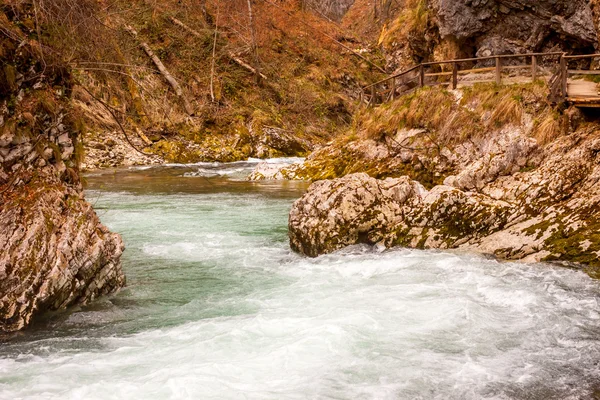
left=452, top=62, right=458, bottom=89
left=419, top=64, right=425, bottom=88
left=560, top=55, right=568, bottom=99
left=495, top=57, right=502, bottom=85
left=370, top=85, right=375, bottom=106
left=391, top=77, right=396, bottom=101
left=531, top=55, right=537, bottom=82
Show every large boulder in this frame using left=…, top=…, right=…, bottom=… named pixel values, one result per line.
left=288, top=118, right=600, bottom=272
left=289, top=173, right=513, bottom=257
left=0, top=183, right=125, bottom=332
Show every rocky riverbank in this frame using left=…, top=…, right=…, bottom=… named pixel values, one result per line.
left=281, top=84, right=600, bottom=276
left=0, top=18, right=125, bottom=333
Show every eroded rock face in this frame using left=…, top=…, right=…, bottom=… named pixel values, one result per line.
left=289, top=173, right=513, bottom=257
left=0, top=182, right=125, bottom=332
left=0, top=23, right=125, bottom=333
left=287, top=84, right=600, bottom=272
left=433, top=0, right=598, bottom=55
left=289, top=126, right=600, bottom=272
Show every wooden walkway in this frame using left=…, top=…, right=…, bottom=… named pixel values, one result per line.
left=362, top=53, right=600, bottom=108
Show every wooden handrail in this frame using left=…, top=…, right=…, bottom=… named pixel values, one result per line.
left=421, top=52, right=563, bottom=66
left=563, top=53, right=600, bottom=60
left=363, top=52, right=565, bottom=91
left=362, top=51, right=600, bottom=107
left=363, top=65, right=420, bottom=90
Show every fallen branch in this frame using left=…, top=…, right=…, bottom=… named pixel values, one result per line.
left=124, top=24, right=194, bottom=116
left=228, top=52, right=268, bottom=80
left=79, top=85, right=152, bottom=157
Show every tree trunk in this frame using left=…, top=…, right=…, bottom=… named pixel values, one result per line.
left=246, top=0, right=261, bottom=80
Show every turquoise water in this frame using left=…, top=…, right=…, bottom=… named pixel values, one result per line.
left=1, top=161, right=599, bottom=399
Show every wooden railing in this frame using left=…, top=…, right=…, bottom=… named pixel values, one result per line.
left=549, top=54, right=600, bottom=106
left=361, top=52, right=600, bottom=106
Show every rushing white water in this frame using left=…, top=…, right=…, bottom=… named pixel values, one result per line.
left=1, top=162, right=600, bottom=400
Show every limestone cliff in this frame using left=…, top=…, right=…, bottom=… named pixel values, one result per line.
left=369, top=0, right=598, bottom=71
left=434, top=0, right=597, bottom=56
left=0, top=14, right=125, bottom=333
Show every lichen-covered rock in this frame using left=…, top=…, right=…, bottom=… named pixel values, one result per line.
left=0, top=19, right=125, bottom=333
left=289, top=173, right=513, bottom=257
left=252, top=127, right=311, bottom=160
left=247, top=161, right=305, bottom=181
left=290, top=174, right=426, bottom=255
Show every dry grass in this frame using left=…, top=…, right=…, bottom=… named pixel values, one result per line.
left=4, top=0, right=378, bottom=159
left=379, top=0, right=428, bottom=47
left=533, top=113, right=563, bottom=145
left=358, top=82, right=561, bottom=148
left=489, top=94, right=523, bottom=127
left=360, top=86, right=482, bottom=144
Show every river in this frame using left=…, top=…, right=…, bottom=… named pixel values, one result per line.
left=1, top=160, right=599, bottom=399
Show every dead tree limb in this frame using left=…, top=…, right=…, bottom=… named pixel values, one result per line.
left=210, top=5, right=220, bottom=102
left=124, top=24, right=194, bottom=116
left=228, top=52, right=268, bottom=80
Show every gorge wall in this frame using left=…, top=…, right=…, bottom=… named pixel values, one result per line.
left=0, top=12, right=125, bottom=333
left=371, top=0, right=598, bottom=71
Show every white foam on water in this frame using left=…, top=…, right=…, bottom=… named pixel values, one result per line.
left=1, top=184, right=599, bottom=400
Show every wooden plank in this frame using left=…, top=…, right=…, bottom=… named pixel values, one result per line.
left=568, top=70, right=600, bottom=75
left=572, top=104, right=600, bottom=108
left=532, top=55, right=537, bottom=82
left=457, top=66, right=495, bottom=74
left=567, top=80, right=599, bottom=97
left=564, top=54, right=600, bottom=60
left=419, top=64, right=425, bottom=87
left=425, top=71, right=453, bottom=77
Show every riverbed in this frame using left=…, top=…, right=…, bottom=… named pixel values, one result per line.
left=1, top=161, right=599, bottom=399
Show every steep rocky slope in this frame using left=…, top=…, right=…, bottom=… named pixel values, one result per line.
left=0, top=11, right=125, bottom=333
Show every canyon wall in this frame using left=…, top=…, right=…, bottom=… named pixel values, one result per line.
left=0, top=14, right=125, bottom=333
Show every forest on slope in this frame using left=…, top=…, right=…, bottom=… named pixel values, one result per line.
left=1, top=0, right=392, bottom=169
